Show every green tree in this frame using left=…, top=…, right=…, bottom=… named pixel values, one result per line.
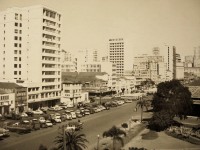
left=103, top=126, right=126, bottom=150
left=148, top=110, right=174, bottom=131
left=152, top=80, right=193, bottom=119
left=54, top=126, right=88, bottom=150
left=136, top=98, right=149, bottom=122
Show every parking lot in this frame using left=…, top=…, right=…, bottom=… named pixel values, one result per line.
left=0, top=97, right=134, bottom=140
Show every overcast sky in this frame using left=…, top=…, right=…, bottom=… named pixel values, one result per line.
left=1, top=0, right=200, bottom=69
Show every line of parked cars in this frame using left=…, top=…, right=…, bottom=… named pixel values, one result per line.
left=0, top=98, right=132, bottom=139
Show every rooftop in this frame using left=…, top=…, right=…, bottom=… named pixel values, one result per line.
left=0, top=82, right=22, bottom=89
left=62, top=72, right=108, bottom=84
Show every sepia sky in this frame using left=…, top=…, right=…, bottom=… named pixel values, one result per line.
left=1, top=0, right=200, bottom=69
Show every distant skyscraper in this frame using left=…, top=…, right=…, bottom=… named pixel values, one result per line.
left=163, top=45, right=176, bottom=79
left=185, top=55, right=194, bottom=67
left=152, top=47, right=160, bottom=56
left=194, top=46, right=200, bottom=67
left=108, top=38, right=124, bottom=77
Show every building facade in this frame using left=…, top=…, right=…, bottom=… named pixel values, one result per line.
left=0, top=5, right=62, bottom=109
left=109, top=38, right=124, bottom=77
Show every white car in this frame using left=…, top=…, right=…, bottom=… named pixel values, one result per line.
left=54, top=116, right=61, bottom=123
left=39, top=117, right=46, bottom=123
left=84, top=109, right=90, bottom=115
left=67, top=103, right=74, bottom=108
left=70, top=112, right=76, bottom=119
left=125, top=99, right=132, bottom=103
left=45, top=120, right=53, bottom=127
left=66, top=113, right=72, bottom=120
left=20, top=112, right=28, bottom=117
left=32, top=110, right=43, bottom=115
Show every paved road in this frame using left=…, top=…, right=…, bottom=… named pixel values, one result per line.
left=0, top=102, right=140, bottom=150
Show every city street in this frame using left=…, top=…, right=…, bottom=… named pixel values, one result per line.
left=0, top=102, right=140, bottom=150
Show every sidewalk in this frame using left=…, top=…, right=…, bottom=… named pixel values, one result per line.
left=122, top=128, right=200, bottom=150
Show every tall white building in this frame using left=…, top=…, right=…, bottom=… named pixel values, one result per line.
left=0, top=5, right=62, bottom=109
left=109, top=38, right=124, bottom=77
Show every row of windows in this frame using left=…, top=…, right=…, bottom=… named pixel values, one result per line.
left=14, top=29, right=22, bottom=34
left=0, top=96, right=9, bottom=100
left=15, top=22, right=22, bottom=27
left=14, top=71, right=21, bottom=75
left=15, top=13, right=22, bottom=20
left=14, top=36, right=22, bottom=41
left=14, top=64, right=22, bottom=68
left=14, top=57, right=22, bottom=61
left=14, top=43, right=22, bottom=48
left=14, top=50, right=22, bottom=54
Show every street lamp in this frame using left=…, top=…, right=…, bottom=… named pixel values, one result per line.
left=97, top=134, right=100, bottom=150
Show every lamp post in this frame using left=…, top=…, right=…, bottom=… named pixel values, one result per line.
left=97, top=134, right=100, bottom=150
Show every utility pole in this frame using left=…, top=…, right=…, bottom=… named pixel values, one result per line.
left=63, top=126, right=67, bottom=150
left=99, top=86, right=101, bottom=105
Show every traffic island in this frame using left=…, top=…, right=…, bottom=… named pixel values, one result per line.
left=94, top=122, right=146, bottom=150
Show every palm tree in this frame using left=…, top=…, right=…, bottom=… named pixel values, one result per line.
left=103, top=126, right=126, bottom=150
left=136, top=97, right=149, bottom=122
left=54, top=126, right=88, bottom=150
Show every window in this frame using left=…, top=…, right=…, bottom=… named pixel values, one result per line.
left=14, top=57, right=17, bottom=61
left=14, top=71, right=17, bottom=75
left=20, top=14, right=22, bottom=20
left=19, top=64, right=21, bottom=68
left=19, top=23, right=22, bottom=27
left=3, top=51, right=5, bottom=54
left=14, top=36, right=18, bottom=40
left=14, top=50, right=17, bottom=54
left=19, top=30, right=22, bottom=34
left=14, top=43, right=18, bottom=47
left=15, top=22, right=18, bottom=26
left=14, top=29, right=18, bottom=33
left=19, top=44, right=21, bottom=47
left=15, top=13, right=18, bottom=20
left=19, top=50, right=21, bottom=54
left=19, top=57, right=21, bottom=61
left=14, top=64, right=17, bottom=68
left=19, top=37, right=22, bottom=40
left=19, top=71, right=21, bottom=75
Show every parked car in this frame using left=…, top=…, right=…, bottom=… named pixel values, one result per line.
left=25, top=111, right=34, bottom=117
left=67, top=103, right=74, bottom=108
left=124, top=99, right=132, bottom=103
left=84, top=109, right=90, bottom=115
left=70, top=112, right=76, bottom=119
left=65, top=113, right=72, bottom=120
left=0, top=128, right=10, bottom=138
left=45, top=120, right=53, bottom=127
left=39, top=117, right=46, bottom=123
left=31, top=119, right=40, bottom=130
left=32, top=110, right=43, bottom=115
left=75, top=112, right=82, bottom=118
left=20, top=112, right=28, bottom=117
left=53, top=116, right=61, bottom=123
left=59, top=103, right=68, bottom=109
left=54, top=105, right=63, bottom=111
left=54, top=113, right=61, bottom=119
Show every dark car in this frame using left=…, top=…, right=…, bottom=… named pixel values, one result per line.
left=25, top=111, right=34, bottom=117
left=31, top=119, right=40, bottom=130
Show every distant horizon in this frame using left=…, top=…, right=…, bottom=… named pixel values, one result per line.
left=1, top=0, right=200, bottom=70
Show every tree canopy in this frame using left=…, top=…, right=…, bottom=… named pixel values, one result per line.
left=152, top=80, right=193, bottom=119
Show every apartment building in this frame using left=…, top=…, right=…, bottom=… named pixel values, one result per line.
left=61, top=50, right=76, bottom=72
left=0, top=5, right=62, bottom=109
left=133, top=51, right=165, bottom=83
left=109, top=38, right=124, bottom=77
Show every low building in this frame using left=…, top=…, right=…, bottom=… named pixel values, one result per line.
left=0, top=90, right=15, bottom=115
left=61, top=81, right=88, bottom=105
left=0, top=82, right=27, bottom=113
